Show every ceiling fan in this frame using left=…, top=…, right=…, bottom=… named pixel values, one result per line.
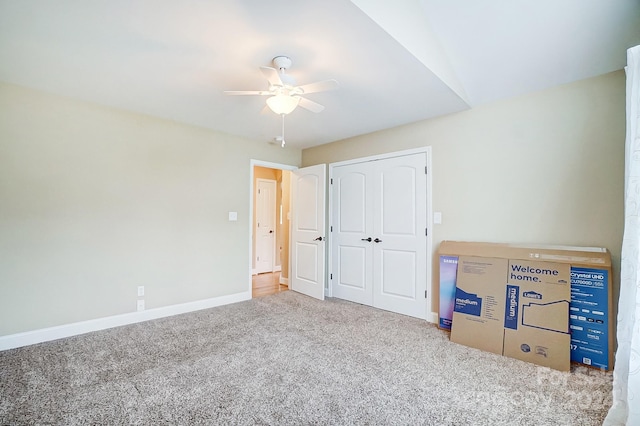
left=224, top=56, right=339, bottom=115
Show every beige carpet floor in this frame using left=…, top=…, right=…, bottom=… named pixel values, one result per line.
left=0, top=291, right=612, bottom=425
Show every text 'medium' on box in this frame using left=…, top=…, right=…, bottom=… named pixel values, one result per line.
left=450, top=256, right=571, bottom=371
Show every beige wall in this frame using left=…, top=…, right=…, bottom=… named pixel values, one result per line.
left=0, top=82, right=301, bottom=336
left=302, top=71, right=625, bottom=315
left=0, top=70, right=625, bottom=335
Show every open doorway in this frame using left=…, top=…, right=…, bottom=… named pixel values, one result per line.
left=251, top=162, right=294, bottom=298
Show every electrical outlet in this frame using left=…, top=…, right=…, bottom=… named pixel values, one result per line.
left=137, top=300, right=145, bottom=311
left=137, top=286, right=144, bottom=297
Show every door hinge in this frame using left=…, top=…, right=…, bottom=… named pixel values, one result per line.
left=330, top=178, right=333, bottom=184
left=425, top=290, right=428, bottom=298
left=258, top=189, right=261, bottom=194
left=425, top=228, right=428, bottom=236
left=330, top=273, right=333, bottom=279
left=330, top=225, right=333, bottom=232
left=425, top=166, right=428, bottom=174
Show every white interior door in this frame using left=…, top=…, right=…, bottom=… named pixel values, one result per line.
left=331, top=161, right=374, bottom=305
left=290, top=164, right=326, bottom=300
left=255, top=179, right=276, bottom=274
left=372, top=153, right=427, bottom=319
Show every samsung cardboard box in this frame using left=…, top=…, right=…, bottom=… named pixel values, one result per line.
left=569, top=267, right=611, bottom=370
left=439, top=241, right=613, bottom=370
left=438, top=255, right=458, bottom=330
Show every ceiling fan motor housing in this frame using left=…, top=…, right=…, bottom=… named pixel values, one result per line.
left=272, top=56, right=292, bottom=71
left=272, top=56, right=295, bottom=87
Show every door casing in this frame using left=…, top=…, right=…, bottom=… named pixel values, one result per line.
left=249, top=160, right=297, bottom=294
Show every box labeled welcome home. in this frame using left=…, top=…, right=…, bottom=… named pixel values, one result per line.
left=450, top=255, right=571, bottom=370
left=502, top=260, right=571, bottom=371
left=439, top=241, right=613, bottom=370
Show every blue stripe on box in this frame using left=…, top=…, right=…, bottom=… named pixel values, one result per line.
left=504, top=285, right=519, bottom=330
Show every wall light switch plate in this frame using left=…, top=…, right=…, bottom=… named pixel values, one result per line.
left=228, top=211, right=238, bottom=221
left=434, top=212, right=442, bottom=224
left=137, top=300, right=145, bottom=312
left=137, top=286, right=144, bottom=297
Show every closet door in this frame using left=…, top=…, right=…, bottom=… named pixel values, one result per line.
left=331, top=161, right=374, bottom=305
left=372, top=153, right=427, bottom=319
left=330, top=152, right=428, bottom=319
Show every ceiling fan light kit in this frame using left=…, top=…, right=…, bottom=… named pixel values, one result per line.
left=266, top=93, right=300, bottom=115
left=224, top=55, right=339, bottom=147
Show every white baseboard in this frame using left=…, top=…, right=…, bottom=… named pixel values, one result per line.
left=0, top=291, right=251, bottom=351
left=279, top=276, right=288, bottom=286
left=273, top=265, right=282, bottom=272
left=428, top=311, right=438, bottom=324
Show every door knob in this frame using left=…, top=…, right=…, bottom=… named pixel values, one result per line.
left=314, top=236, right=324, bottom=241
left=361, top=237, right=372, bottom=242
left=374, top=238, right=383, bottom=243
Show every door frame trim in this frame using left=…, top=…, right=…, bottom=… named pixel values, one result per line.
left=328, top=147, right=435, bottom=322
left=249, top=160, right=298, bottom=296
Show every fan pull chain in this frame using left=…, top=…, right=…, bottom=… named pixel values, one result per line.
left=281, top=113, right=286, bottom=148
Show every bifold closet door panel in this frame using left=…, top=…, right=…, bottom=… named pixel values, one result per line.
left=372, top=153, right=428, bottom=319
left=331, top=161, right=374, bottom=306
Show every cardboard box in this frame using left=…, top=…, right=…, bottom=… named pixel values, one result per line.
left=450, top=257, right=508, bottom=355
left=569, top=267, right=611, bottom=370
left=502, top=260, right=571, bottom=371
left=450, top=255, right=571, bottom=370
left=439, top=241, right=613, bottom=370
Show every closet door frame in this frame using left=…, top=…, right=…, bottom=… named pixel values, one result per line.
left=328, top=147, right=436, bottom=323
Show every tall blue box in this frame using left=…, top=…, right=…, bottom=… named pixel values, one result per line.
left=569, top=267, right=610, bottom=370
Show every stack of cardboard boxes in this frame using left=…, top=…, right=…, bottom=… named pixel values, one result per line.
left=438, top=241, right=613, bottom=372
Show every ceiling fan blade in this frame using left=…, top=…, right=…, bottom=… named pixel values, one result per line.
left=260, top=66, right=283, bottom=87
left=297, top=96, right=325, bottom=113
left=223, top=90, right=270, bottom=96
left=295, top=79, right=339, bottom=95
left=260, top=105, right=271, bottom=115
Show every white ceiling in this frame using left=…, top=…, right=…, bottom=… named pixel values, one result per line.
left=0, top=0, right=638, bottom=149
